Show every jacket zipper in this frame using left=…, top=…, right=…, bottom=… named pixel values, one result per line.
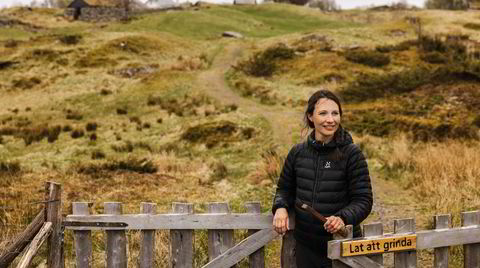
left=311, top=142, right=325, bottom=212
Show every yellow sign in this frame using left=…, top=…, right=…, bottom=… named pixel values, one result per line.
left=342, top=235, right=417, bottom=257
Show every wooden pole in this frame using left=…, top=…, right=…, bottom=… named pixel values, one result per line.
left=45, top=181, right=64, bottom=268
left=207, top=202, right=235, bottom=264
left=0, top=210, right=44, bottom=267
left=394, top=218, right=416, bottom=268
left=433, top=214, right=450, bottom=268
left=363, top=222, right=384, bottom=265
left=245, top=202, right=264, bottom=268
left=105, top=202, right=127, bottom=268
left=462, top=211, right=480, bottom=268
left=139, top=202, right=156, bottom=268
left=73, top=202, right=93, bottom=268
left=170, top=202, right=194, bottom=268
left=16, top=222, right=53, bottom=268
left=280, top=212, right=296, bottom=268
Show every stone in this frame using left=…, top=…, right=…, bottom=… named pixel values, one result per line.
left=222, top=31, right=244, bottom=38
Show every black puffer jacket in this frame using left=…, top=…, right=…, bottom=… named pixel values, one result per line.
left=272, top=128, right=373, bottom=250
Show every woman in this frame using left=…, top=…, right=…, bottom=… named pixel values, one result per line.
left=272, top=89, right=373, bottom=268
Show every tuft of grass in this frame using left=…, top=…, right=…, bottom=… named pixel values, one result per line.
left=0, top=161, right=21, bottom=175
left=236, top=44, right=294, bottom=77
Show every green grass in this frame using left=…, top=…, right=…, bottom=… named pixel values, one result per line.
left=0, top=28, right=37, bottom=41
left=107, top=4, right=360, bottom=39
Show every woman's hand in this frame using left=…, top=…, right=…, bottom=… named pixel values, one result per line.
left=324, top=216, right=344, bottom=234
left=273, top=208, right=289, bottom=234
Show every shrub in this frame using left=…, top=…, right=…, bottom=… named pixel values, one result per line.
left=89, top=133, right=97, bottom=141
left=464, top=23, right=480, bottom=30
left=341, top=67, right=433, bottom=102
left=91, top=150, right=105, bottom=159
left=58, top=34, right=82, bottom=45
left=100, top=89, right=112, bottom=95
left=112, top=141, right=134, bottom=152
left=0, top=161, right=21, bottom=174
left=77, top=157, right=157, bottom=175
left=66, top=111, right=83, bottom=120
left=5, top=39, right=18, bottom=48
left=12, top=77, right=41, bottom=90
left=71, top=129, right=84, bottom=139
left=47, top=125, right=61, bottom=143
left=129, top=116, right=141, bottom=124
left=421, top=51, right=449, bottom=64
left=63, top=125, right=72, bottom=132
left=0, top=135, right=3, bottom=144
left=345, top=50, right=390, bottom=67
left=237, top=44, right=295, bottom=77
left=376, top=41, right=412, bottom=53
left=116, top=108, right=128, bottom=115
left=86, top=122, right=97, bottom=131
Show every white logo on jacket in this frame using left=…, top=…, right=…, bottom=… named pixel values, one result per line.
left=325, top=161, right=331, bottom=168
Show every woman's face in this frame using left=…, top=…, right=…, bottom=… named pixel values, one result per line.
left=308, top=98, right=341, bottom=142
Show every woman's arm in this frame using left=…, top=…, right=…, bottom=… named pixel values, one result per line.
left=272, top=145, right=298, bottom=215
left=335, top=144, right=373, bottom=226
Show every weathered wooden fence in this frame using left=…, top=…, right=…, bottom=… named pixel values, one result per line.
left=3, top=182, right=480, bottom=268
left=64, top=201, right=292, bottom=268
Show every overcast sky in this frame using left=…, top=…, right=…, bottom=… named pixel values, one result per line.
left=0, top=0, right=426, bottom=8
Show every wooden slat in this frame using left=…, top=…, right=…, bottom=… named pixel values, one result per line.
left=170, top=203, right=194, bottom=268
left=433, top=214, right=450, bottom=268
left=394, top=218, right=416, bottom=268
left=245, top=202, right=264, bottom=268
left=73, top=202, right=93, bottom=268
left=45, top=181, right=64, bottom=268
left=139, top=203, right=156, bottom=268
left=65, top=214, right=274, bottom=230
left=105, top=202, right=127, bottom=268
left=337, top=255, right=385, bottom=268
left=207, top=202, right=235, bottom=264
left=16, top=222, right=53, bottom=268
left=202, top=228, right=278, bottom=268
left=333, top=225, right=353, bottom=268
left=363, top=222, right=383, bottom=265
left=462, top=211, right=480, bottom=268
left=363, top=222, right=384, bottom=265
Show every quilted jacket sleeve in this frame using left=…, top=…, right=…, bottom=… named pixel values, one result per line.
left=272, top=145, right=298, bottom=215
left=335, top=144, right=373, bottom=226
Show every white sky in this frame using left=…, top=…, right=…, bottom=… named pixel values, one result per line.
left=0, top=0, right=426, bottom=8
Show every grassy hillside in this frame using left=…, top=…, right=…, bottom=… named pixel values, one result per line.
left=1, top=4, right=479, bottom=267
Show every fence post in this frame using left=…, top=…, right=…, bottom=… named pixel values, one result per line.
left=45, top=181, right=64, bottom=268
left=171, top=202, right=194, bottom=268
left=332, top=225, right=353, bottom=268
left=72, top=202, right=93, bottom=268
left=394, top=218, right=416, bottom=268
left=105, top=202, right=127, bottom=268
left=363, top=222, right=383, bottom=265
left=462, top=211, right=480, bottom=268
left=433, top=214, right=450, bottom=268
left=139, top=202, right=156, bottom=268
left=245, top=202, right=264, bottom=268
left=281, top=212, right=296, bottom=268
left=207, top=202, right=235, bottom=264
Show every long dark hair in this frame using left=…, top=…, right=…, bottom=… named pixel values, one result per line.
left=303, top=89, right=345, bottom=160
left=303, top=89, right=343, bottom=132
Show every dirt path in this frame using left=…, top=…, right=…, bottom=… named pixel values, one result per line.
left=197, top=41, right=303, bottom=146
left=196, top=41, right=429, bottom=267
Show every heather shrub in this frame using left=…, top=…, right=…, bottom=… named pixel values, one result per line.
left=345, top=50, right=391, bottom=67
